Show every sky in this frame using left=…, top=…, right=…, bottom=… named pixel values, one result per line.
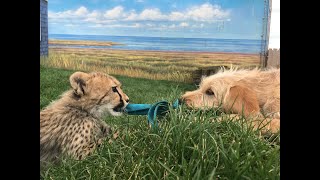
left=48, top=0, right=268, bottom=40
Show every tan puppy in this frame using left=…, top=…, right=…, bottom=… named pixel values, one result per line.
left=181, top=67, right=280, bottom=134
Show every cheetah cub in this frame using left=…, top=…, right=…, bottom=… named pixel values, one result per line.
left=40, top=71, right=129, bottom=166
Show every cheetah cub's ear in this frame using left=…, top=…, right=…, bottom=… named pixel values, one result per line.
left=70, top=72, right=90, bottom=96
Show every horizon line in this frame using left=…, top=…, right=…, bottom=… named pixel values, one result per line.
left=49, top=33, right=262, bottom=41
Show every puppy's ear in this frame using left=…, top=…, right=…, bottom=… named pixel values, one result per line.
left=70, top=72, right=90, bottom=96
left=223, top=85, right=260, bottom=116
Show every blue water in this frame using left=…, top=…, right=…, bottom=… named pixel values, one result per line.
left=49, top=34, right=263, bottom=54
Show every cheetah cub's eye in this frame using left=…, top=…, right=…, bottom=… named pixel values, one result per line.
left=112, top=87, right=117, bottom=92
left=205, top=89, right=214, bottom=96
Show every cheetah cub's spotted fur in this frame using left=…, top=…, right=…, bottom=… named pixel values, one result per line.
left=40, top=71, right=129, bottom=166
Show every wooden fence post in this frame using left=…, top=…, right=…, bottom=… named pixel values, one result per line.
left=267, top=48, right=280, bottom=68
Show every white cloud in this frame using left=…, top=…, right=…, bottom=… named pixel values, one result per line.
left=88, top=10, right=100, bottom=18
left=48, top=7, right=89, bottom=23
left=74, top=6, right=88, bottom=16
left=84, top=10, right=104, bottom=23
left=49, top=3, right=230, bottom=22
left=138, top=8, right=167, bottom=21
left=186, top=3, right=230, bottom=21
left=128, top=4, right=229, bottom=22
left=48, top=10, right=72, bottom=20
left=49, top=3, right=231, bottom=30
left=85, top=19, right=116, bottom=24
left=124, top=10, right=138, bottom=21
left=179, top=22, right=189, bottom=27
left=89, top=23, right=142, bottom=28
left=169, top=12, right=186, bottom=21
left=49, top=6, right=89, bottom=21
left=104, top=6, right=124, bottom=19
left=65, top=24, right=77, bottom=27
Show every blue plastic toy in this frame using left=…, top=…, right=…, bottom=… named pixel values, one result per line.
left=124, top=99, right=180, bottom=128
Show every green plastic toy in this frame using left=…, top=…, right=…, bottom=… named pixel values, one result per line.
left=124, top=99, right=180, bottom=128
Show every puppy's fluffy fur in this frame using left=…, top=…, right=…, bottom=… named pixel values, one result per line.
left=181, top=67, right=280, bottom=134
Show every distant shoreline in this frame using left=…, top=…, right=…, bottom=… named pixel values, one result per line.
left=49, top=39, right=123, bottom=47
left=48, top=35, right=262, bottom=54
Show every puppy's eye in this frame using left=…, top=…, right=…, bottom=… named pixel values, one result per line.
left=112, top=87, right=117, bottom=92
left=205, top=89, right=214, bottom=96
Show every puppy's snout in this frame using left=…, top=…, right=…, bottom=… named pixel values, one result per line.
left=180, top=96, right=192, bottom=106
left=178, top=98, right=184, bottom=105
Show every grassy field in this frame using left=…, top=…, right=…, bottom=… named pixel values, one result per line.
left=40, top=66, right=279, bottom=180
left=41, top=43, right=260, bottom=83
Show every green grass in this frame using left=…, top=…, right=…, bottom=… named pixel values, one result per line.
left=41, top=47, right=260, bottom=83
left=40, top=66, right=280, bottom=180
